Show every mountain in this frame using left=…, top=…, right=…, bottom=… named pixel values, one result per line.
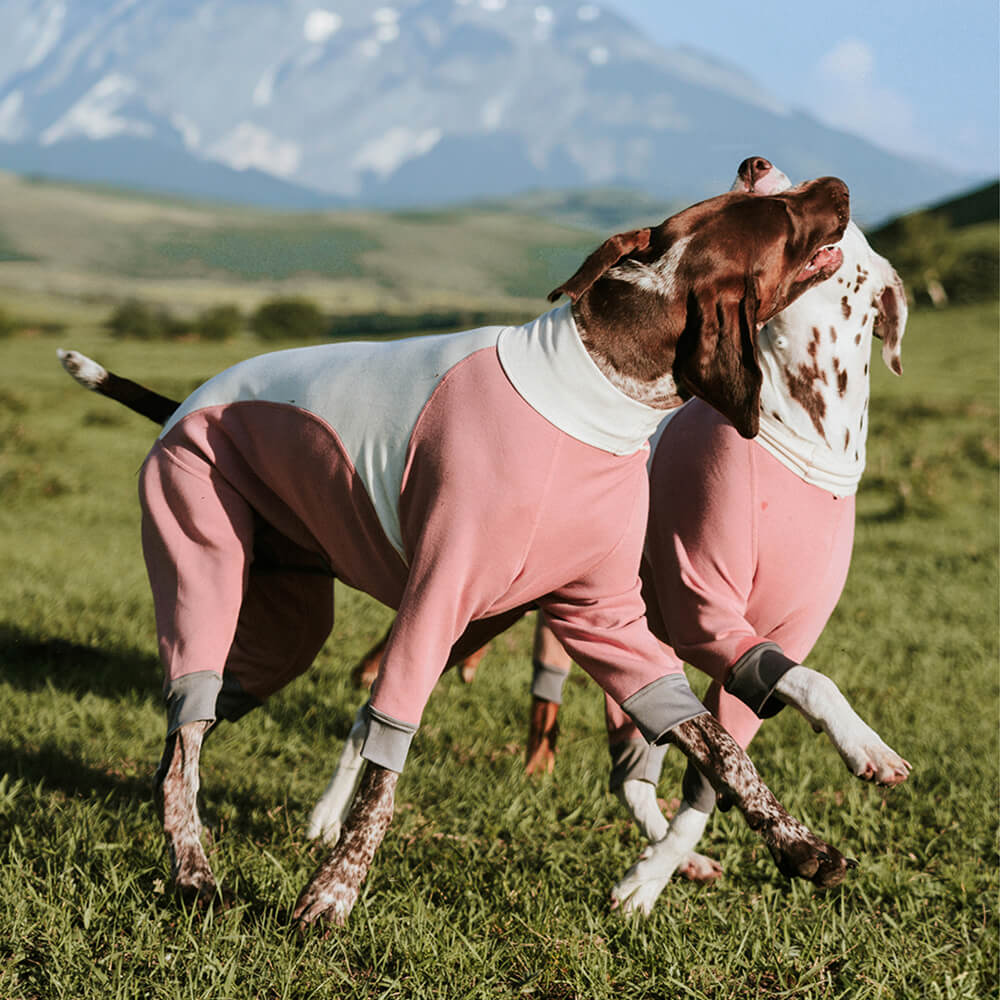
left=0, top=0, right=983, bottom=221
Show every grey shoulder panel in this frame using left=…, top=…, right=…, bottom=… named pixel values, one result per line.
left=607, top=738, right=669, bottom=791
left=531, top=658, right=570, bottom=704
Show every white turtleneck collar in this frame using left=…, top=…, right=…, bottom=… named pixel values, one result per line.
left=496, top=305, right=669, bottom=456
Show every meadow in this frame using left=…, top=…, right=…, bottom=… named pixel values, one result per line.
left=0, top=289, right=997, bottom=997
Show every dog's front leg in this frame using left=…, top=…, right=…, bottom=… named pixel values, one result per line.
left=154, top=719, right=219, bottom=902
left=774, top=666, right=911, bottom=785
left=669, top=714, right=854, bottom=887
left=307, top=705, right=368, bottom=844
left=293, top=762, right=397, bottom=929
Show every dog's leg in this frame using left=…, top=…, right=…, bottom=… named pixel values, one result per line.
left=669, top=713, right=853, bottom=887
left=525, top=697, right=561, bottom=774
left=612, top=800, right=713, bottom=914
left=293, top=762, right=398, bottom=929
left=775, top=666, right=911, bottom=785
left=307, top=705, right=368, bottom=844
left=154, top=719, right=220, bottom=902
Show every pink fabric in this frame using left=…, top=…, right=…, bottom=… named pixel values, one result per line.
left=604, top=398, right=855, bottom=748
left=140, top=347, right=684, bottom=725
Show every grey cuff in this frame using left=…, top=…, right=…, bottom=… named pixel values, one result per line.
left=531, top=658, right=570, bottom=704
left=621, top=674, right=708, bottom=745
left=724, top=642, right=797, bottom=718
left=607, top=738, right=669, bottom=792
left=682, top=760, right=718, bottom=814
left=360, top=703, right=418, bottom=773
left=165, top=671, right=223, bottom=735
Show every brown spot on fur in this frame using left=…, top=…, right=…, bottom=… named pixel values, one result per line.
left=844, top=427, right=850, bottom=450
left=294, top=765, right=398, bottom=928
left=855, top=333, right=862, bottom=345
left=841, top=296, right=851, bottom=320
left=784, top=360, right=828, bottom=440
left=668, top=715, right=852, bottom=887
left=864, top=362, right=868, bottom=375
left=772, top=411, right=783, bottom=422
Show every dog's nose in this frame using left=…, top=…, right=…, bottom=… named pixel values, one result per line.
left=737, top=156, right=773, bottom=191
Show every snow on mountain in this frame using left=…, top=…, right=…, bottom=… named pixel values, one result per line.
left=0, top=0, right=977, bottom=220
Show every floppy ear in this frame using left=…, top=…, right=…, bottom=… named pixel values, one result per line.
left=872, top=265, right=907, bottom=375
left=673, top=275, right=763, bottom=439
left=547, top=228, right=651, bottom=303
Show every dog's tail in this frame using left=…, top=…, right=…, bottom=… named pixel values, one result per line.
left=58, top=349, right=180, bottom=426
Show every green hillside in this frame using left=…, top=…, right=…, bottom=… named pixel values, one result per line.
left=0, top=172, right=604, bottom=323
left=867, top=180, right=999, bottom=306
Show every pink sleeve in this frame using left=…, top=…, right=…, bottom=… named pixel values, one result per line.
left=643, top=401, right=770, bottom=683
left=540, top=473, right=685, bottom=707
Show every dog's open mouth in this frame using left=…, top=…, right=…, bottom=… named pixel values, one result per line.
left=795, top=245, right=844, bottom=284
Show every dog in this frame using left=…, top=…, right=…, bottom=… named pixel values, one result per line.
left=59, top=176, right=853, bottom=928
left=306, top=159, right=911, bottom=914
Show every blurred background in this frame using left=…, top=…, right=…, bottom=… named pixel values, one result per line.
left=0, top=0, right=996, bottom=340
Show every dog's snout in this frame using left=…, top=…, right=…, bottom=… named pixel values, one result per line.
left=737, top=156, right=774, bottom=191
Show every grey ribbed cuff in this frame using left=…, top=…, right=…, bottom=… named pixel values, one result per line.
left=164, top=671, right=262, bottom=735
left=607, top=738, right=669, bottom=791
left=682, top=760, right=717, bottom=814
left=531, top=658, right=570, bottom=704
left=724, top=642, right=796, bottom=718
left=361, top=703, right=418, bottom=773
left=165, top=671, right=223, bottom=735
left=621, top=674, right=707, bottom=745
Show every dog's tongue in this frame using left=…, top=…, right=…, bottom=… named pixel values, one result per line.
left=796, top=245, right=843, bottom=282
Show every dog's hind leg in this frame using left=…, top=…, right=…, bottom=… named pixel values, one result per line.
left=307, top=704, right=368, bottom=844
left=775, top=666, right=911, bottom=785
left=154, top=719, right=220, bottom=903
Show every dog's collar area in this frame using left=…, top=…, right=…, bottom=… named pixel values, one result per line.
left=497, top=305, right=669, bottom=456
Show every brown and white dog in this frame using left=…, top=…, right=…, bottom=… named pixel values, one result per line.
left=60, top=177, right=853, bottom=927
left=310, top=158, right=911, bottom=914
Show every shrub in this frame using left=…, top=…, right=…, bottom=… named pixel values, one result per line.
left=106, top=300, right=168, bottom=340
left=196, top=304, right=243, bottom=341
left=250, top=297, right=326, bottom=341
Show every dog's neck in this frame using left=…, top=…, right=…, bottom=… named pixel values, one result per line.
left=570, top=287, right=687, bottom=411
left=754, top=224, right=882, bottom=494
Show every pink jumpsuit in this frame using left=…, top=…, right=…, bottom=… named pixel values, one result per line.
left=601, top=398, right=855, bottom=797
left=138, top=306, right=707, bottom=771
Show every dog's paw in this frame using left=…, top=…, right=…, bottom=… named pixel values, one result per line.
left=306, top=813, right=342, bottom=846
left=841, top=734, right=911, bottom=787
left=758, top=815, right=856, bottom=888
left=293, top=872, right=356, bottom=932
left=676, top=851, right=723, bottom=883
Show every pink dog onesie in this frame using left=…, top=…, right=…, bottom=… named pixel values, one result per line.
left=139, top=304, right=708, bottom=772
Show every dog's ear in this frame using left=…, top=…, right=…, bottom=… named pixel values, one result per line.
left=673, top=275, right=763, bottom=439
left=547, top=228, right=651, bottom=303
left=872, top=265, right=907, bottom=375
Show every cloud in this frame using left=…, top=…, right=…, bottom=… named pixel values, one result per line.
left=814, top=38, right=924, bottom=162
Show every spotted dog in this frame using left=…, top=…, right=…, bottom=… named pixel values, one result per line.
left=60, top=176, right=854, bottom=926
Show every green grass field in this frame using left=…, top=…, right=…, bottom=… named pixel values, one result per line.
left=0, top=300, right=997, bottom=998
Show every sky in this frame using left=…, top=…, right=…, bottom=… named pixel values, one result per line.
left=604, top=0, right=999, bottom=180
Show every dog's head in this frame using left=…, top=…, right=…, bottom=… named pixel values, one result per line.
left=549, top=175, right=849, bottom=438
left=735, top=156, right=908, bottom=378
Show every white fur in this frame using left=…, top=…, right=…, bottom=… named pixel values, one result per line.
left=607, top=235, right=692, bottom=297
left=611, top=802, right=711, bottom=915
left=307, top=706, right=368, bottom=844
left=57, top=348, right=107, bottom=390
left=774, top=666, right=911, bottom=784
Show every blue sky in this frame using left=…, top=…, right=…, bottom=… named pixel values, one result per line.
left=604, top=0, right=999, bottom=179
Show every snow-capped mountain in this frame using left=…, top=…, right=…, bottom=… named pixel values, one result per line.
left=0, top=0, right=977, bottom=219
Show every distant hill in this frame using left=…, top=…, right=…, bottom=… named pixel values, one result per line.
left=867, top=180, right=999, bottom=306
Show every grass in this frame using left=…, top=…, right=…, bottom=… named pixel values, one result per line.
left=0, top=301, right=997, bottom=998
